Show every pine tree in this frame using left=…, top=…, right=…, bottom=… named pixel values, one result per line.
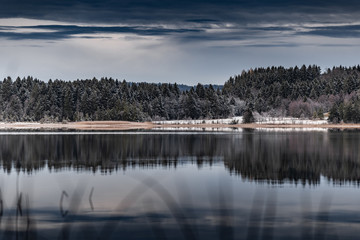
left=242, top=108, right=255, bottom=123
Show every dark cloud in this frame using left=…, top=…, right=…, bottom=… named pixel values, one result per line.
left=1, top=0, right=360, bottom=43
left=300, top=25, right=360, bottom=38
left=0, top=23, right=295, bottom=42
left=247, top=26, right=295, bottom=32
left=0, top=24, right=203, bottom=40
left=2, top=0, right=360, bottom=25
left=1, top=21, right=359, bottom=45
left=0, top=31, right=71, bottom=40
left=177, top=25, right=296, bottom=43
left=26, top=24, right=202, bottom=35
left=185, top=19, right=219, bottom=23
left=5, top=21, right=360, bottom=44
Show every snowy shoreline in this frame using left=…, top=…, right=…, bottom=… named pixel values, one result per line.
left=153, top=116, right=328, bottom=125
left=0, top=118, right=358, bottom=132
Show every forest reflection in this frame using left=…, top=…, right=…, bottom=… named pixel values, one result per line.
left=1, top=130, right=360, bottom=185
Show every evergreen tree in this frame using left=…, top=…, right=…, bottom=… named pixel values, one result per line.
left=242, top=108, right=255, bottom=123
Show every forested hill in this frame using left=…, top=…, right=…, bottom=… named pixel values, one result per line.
left=0, top=77, right=230, bottom=122
left=223, top=65, right=360, bottom=122
left=1, top=64, right=360, bottom=122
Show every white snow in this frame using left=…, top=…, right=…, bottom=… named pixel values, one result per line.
left=255, top=117, right=328, bottom=125
left=153, top=116, right=328, bottom=125
left=153, top=116, right=243, bottom=125
left=153, top=127, right=243, bottom=132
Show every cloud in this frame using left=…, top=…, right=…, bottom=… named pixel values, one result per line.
left=0, top=30, right=70, bottom=40
left=0, top=22, right=296, bottom=42
left=2, top=0, right=360, bottom=25
left=300, top=25, right=360, bottom=38
left=1, top=0, right=360, bottom=43
left=185, top=19, right=219, bottom=23
left=2, top=21, right=359, bottom=48
left=0, top=24, right=203, bottom=40
left=2, top=0, right=360, bottom=84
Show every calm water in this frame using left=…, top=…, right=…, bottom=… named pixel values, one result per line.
left=1, top=130, right=360, bottom=239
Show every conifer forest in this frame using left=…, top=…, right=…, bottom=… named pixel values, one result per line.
left=1, top=64, right=360, bottom=123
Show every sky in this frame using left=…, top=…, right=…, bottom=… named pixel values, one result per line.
left=1, top=0, right=360, bottom=85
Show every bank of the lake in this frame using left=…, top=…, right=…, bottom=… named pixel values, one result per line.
left=1, top=120, right=360, bottom=130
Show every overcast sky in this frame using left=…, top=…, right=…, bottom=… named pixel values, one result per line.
left=1, top=0, right=360, bottom=85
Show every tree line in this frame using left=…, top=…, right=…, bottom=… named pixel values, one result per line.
left=1, top=64, right=360, bottom=122
left=0, top=77, right=233, bottom=122
left=223, top=64, right=360, bottom=122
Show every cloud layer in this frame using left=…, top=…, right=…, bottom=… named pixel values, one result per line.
left=2, top=0, right=360, bottom=24
left=2, top=0, right=360, bottom=44
left=1, top=0, right=360, bottom=84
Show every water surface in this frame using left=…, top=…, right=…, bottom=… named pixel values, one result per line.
left=1, top=130, right=360, bottom=239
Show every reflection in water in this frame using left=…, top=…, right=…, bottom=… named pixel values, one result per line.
left=0, top=131, right=360, bottom=239
left=225, top=130, right=360, bottom=185
left=1, top=130, right=360, bottom=184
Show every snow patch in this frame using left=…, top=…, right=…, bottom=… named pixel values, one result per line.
left=255, top=117, right=328, bottom=125
left=153, top=116, right=328, bottom=125
left=154, top=127, right=243, bottom=132
left=153, top=117, right=243, bottom=125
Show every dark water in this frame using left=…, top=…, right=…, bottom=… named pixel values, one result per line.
left=1, top=130, right=360, bottom=239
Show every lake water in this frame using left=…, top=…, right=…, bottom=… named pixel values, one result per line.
left=1, top=130, right=360, bottom=239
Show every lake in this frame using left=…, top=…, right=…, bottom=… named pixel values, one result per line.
left=0, top=129, right=360, bottom=239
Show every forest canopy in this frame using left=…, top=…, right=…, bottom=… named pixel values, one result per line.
left=1, top=64, right=360, bottom=122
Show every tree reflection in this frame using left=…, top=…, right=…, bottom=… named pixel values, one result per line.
left=1, top=131, right=360, bottom=185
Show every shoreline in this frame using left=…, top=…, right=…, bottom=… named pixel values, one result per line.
left=0, top=121, right=359, bottom=131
